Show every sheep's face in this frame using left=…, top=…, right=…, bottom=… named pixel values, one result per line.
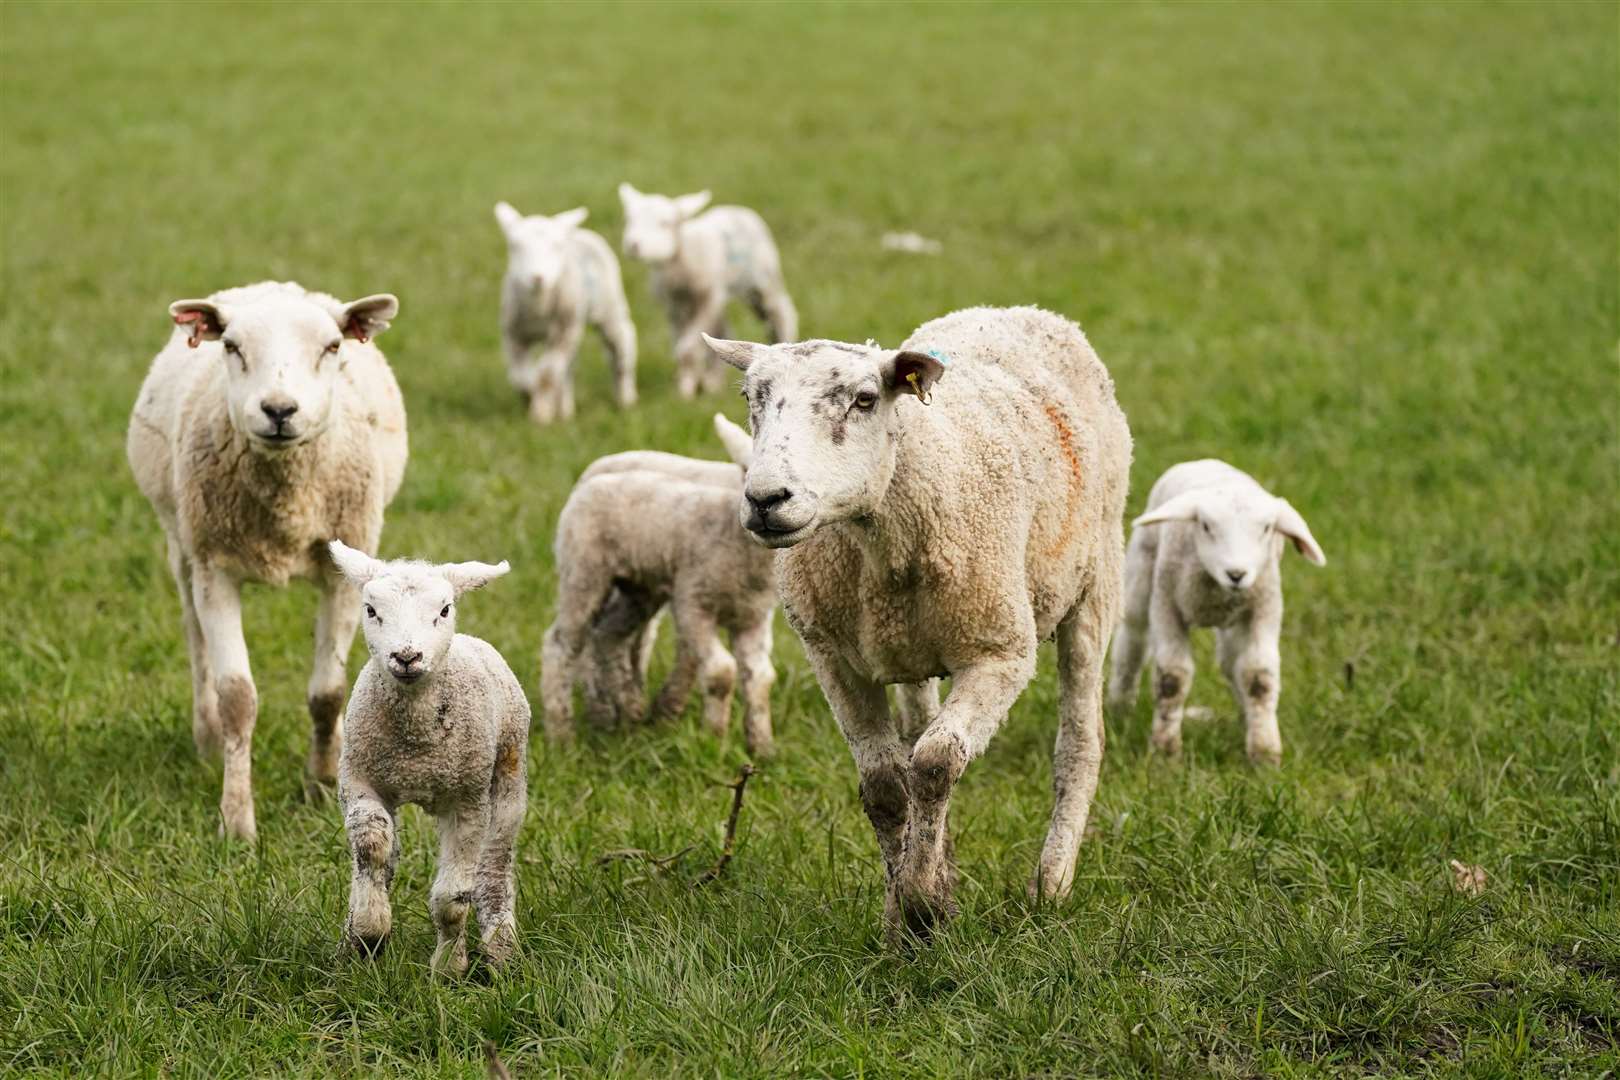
left=618, top=183, right=711, bottom=263
left=702, top=335, right=946, bottom=548
left=1135, top=487, right=1326, bottom=591
left=167, top=292, right=397, bottom=453
left=496, top=202, right=587, bottom=292
left=327, top=542, right=510, bottom=687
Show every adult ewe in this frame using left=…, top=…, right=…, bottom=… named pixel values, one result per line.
left=705, top=306, right=1131, bottom=942
left=1106, top=459, right=1326, bottom=765
left=127, top=281, right=407, bottom=842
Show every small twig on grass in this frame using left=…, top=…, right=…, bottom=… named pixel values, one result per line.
left=595, top=845, right=695, bottom=870
left=483, top=1040, right=513, bottom=1080
left=695, top=763, right=756, bottom=887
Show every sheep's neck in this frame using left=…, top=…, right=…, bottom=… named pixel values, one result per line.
left=369, top=670, right=451, bottom=741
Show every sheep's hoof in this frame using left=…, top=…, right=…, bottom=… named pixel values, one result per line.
left=480, top=922, right=518, bottom=968
left=885, top=883, right=958, bottom=947
left=217, top=815, right=257, bottom=845
left=303, top=773, right=337, bottom=806
left=1247, top=746, right=1283, bottom=768
left=432, top=940, right=470, bottom=979
left=348, top=930, right=389, bottom=959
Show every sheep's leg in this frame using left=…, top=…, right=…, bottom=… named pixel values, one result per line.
left=732, top=616, right=775, bottom=757
left=430, top=802, right=488, bottom=978
left=476, top=735, right=527, bottom=967
left=1220, top=619, right=1284, bottom=766
left=900, top=651, right=1036, bottom=941
left=539, top=616, right=585, bottom=742
left=673, top=289, right=727, bottom=399
left=893, top=680, right=941, bottom=744
left=1148, top=593, right=1194, bottom=758
left=1106, top=530, right=1156, bottom=709
left=305, top=572, right=359, bottom=800
left=700, top=314, right=733, bottom=395
left=167, top=535, right=219, bottom=760
left=528, top=338, right=580, bottom=425
left=192, top=565, right=257, bottom=842
left=653, top=603, right=734, bottom=735
left=597, top=310, right=638, bottom=409
left=754, top=279, right=798, bottom=344
left=343, top=783, right=397, bottom=954
left=1034, top=603, right=1109, bottom=901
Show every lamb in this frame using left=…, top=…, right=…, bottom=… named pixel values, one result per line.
left=1105, top=459, right=1326, bottom=766
left=618, top=183, right=798, bottom=399
left=539, top=432, right=778, bottom=755
left=578, top=414, right=750, bottom=489
left=704, top=304, right=1132, bottom=943
left=496, top=201, right=637, bottom=424
left=327, top=541, right=527, bottom=978
left=127, top=280, right=408, bottom=842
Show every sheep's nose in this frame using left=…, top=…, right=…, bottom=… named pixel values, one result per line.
left=1226, top=569, right=1246, bottom=585
left=390, top=648, right=422, bottom=667
left=746, top=488, right=791, bottom=514
left=261, top=397, right=299, bottom=423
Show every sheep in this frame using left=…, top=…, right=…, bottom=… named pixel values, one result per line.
left=539, top=431, right=778, bottom=755
left=1105, top=459, right=1326, bottom=766
left=617, top=183, right=798, bottom=399
left=127, top=280, right=407, bottom=842
left=704, top=304, right=1132, bottom=943
left=326, top=541, right=525, bottom=977
left=496, top=201, right=637, bottom=424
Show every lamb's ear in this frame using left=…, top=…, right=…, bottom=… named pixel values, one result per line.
left=1274, top=499, right=1326, bottom=566
left=712, top=412, right=753, bottom=468
left=494, top=201, right=523, bottom=234
left=674, top=190, right=712, bottom=218
left=441, top=559, right=511, bottom=597
left=553, top=207, right=589, bottom=230
left=169, top=299, right=225, bottom=348
left=617, top=181, right=640, bottom=207
left=338, top=294, right=399, bottom=343
left=1133, top=491, right=1204, bottom=529
left=327, top=540, right=385, bottom=586
left=881, top=349, right=947, bottom=402
left=702, top=333, right=769, bottom=372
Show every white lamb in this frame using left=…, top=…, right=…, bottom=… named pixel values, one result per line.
left=578, top=414, right=751, bottom=489
left=127, top=281, right=407, bottom=842
left=496, top=201, right=637, bottom=424
left=618, top=183, right=798, bottom=399
left=539, top=432, right=778, bottom=755
left=705, top=305, right=1132, bottom=942
left=327, top=541, right=527, bottom=978
left=1106, top=459, right=1327, bottom=766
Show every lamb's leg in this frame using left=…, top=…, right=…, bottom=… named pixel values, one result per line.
left=893, top=680, right=941, bottom=743
left=700, top=314, right=732, bottom=395
left=192, top=565, right=257, bottom=842
left=1034, top=603, right=1109, bottom=901
left=528, top=344, right=579, bottom=425
left=755, top=279, right=798, bottom=344
left=652, top=602, right=734, bottom=735
left=476, top=735, right=527, bottom=967
left=597, top=310, right=638, bottom=409
left=1148, top=592, right=1194, bottom=758
left=167, top=535, right=218, bottom=759
left=343, top=783, right=397, bottom=954
left=732, top=616, right=775, bottom=757
left=431, top=802, right=488, bottom=978
left=900, top=650, right=1036, bottom=942
left=1106, top=530, right=1155, bottom=709
left=673, top=289, right=727, bottom=399
left=305, top=571, right=359, bottom=800
left=539, top=616, right=583, bottom=742
left=1221, top=618, right=1284, bottom=766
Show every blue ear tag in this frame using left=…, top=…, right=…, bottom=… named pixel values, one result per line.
left=925, top=348, right=950, bottom=366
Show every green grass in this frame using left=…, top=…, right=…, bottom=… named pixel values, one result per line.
left=2, top=1, right=1616, bottom=1076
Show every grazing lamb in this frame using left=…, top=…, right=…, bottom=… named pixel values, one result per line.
left=539, top=435, right=778, bottom=754
left=1106, top=459, right=1326, bottom=766
left=496, top=201, right=637, bottom=424
left=127, top=281, right=407, bottom=842
left=618, top=183, right=798, bottom=399
left=704, top=305, right=1132, bottom=942
left=327, top=541, right=527, bottom=977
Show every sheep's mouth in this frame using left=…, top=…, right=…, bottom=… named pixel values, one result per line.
left=389, top=667, right=425, bottom=684
left=252, top=428, right=301, bottom=447
left=745, top=518, right=816, bottom=548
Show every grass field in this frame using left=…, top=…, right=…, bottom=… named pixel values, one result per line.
left=2, top=2, right=1617, bottom=1076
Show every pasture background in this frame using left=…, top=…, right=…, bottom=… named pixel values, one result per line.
left=1, top=2, right=1616, bottom=1076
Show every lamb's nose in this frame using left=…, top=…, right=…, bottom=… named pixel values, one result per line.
left=746, top=488, right=791, bottom=514
left=1226, top=569, right=1246, bottom=585
left=261, top=397, right=299, bottom=423
left=390, top=648, right=422, bottom=667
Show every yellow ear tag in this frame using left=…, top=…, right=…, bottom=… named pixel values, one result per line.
left=906, top=370, right=932, bottom=405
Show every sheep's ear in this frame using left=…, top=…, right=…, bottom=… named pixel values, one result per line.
left=553, top=207, right=589, bottom=230
left=1133, top=491, right=1204, bottom=529
left=882, top=349, right=947, bottom=402
left=169, top=299, right=225, bottom=348
left=328, top=540, right=385, bottom=586
left=338, top=294, right=399, bottom=343
left=675, top=190, right=712, bottom=218
left=1274, top=499, right=1326, bottom=566
left=617, top=181, right=640, bottom=206
left=702, top=333, right=769, bottom=372
left=712, top=412, right=753, bottom=468
left=441, top=559, right=511, bottom=597
left=494, top=201, right=523, bottom=234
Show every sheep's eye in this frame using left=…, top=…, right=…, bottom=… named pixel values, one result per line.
left=440, top=605, right=451, bottom=619
left=323, top=340, right=341, bottom=356
left=1201, top=522, right=1213, bottom=536
left=853, top=391, right=879, bottom=412
left=365, top=604, right=377, bottom=620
